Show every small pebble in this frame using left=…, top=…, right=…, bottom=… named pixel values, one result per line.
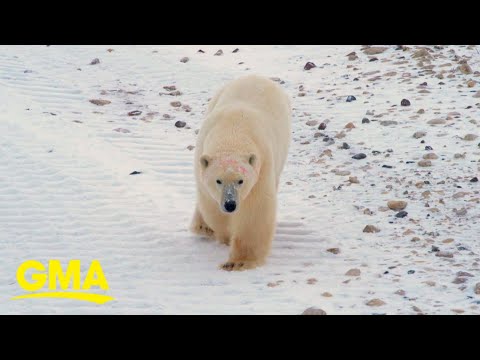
left=352, top=153, right=367, bottom=160
left=346, top=95, right=356, bottom=102
left=363, top=225, right=380, bottom=233
left=401, top=99, right=411, bottom=106
left=175, top=121, right=186, bottom=128
left=301, top=307, right=326, bottom=315
left=304, top=62, right=316, bottom=70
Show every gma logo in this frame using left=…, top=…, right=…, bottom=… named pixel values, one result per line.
left=11, top=260, right=114, bottom=304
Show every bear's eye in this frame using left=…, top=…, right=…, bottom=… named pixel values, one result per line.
left=238, top=180, right=243, bottom=185
left=216, top=179, right=222, bottom=185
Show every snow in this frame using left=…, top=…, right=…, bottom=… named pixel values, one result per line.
left=0, top=45, right=479, bottom=314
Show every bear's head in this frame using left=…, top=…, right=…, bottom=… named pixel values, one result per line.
left=199, top=152, right=260, bottom=214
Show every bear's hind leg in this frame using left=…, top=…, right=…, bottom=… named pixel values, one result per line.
left=190, top=207, right=215, bottom=238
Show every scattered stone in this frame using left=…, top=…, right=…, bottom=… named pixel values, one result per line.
left=362, top=118, right=370, bottom=124
left=232, top=48, right=239, bottom=53
left=387, top=200, right=408, bottom=211
left=128, top=110, right=142, bottom=116
left=304, top=62, right=316, bottom=70
left=428, top=118, right=446, bottom=125
left=318, top=122, right=327, bottom=130
left=423, top=153, right=438, bottom=160
left=345, top=268, right=361, bottom=276
left=475, top=283, right=480, bottom=295
left=418, top=109, right=425, bottom=114
left=342, top=142, right=350, bottom=149
left=164, top=85, right=177, bottom=91
left=395, top=290, right=406, bottom=296
left=401, top=99, right=411, bottom=106
left=182, top=104, right=192, bottom=112
left=363, top=46, right=388, bottom=55
left=90, top=58, right=100, bottom=65
left=327, top=248, right=340, bottom=255
left=352, top=153, right=366, bottom=160
left=214, top=49, right=223, bottom=56
left=470, top=177, right=478, bottom=183
left=457, top=271, right=473, bottom=277
left=170, top=101, right=182, bottom=107
left=180, top=57, right=189, bottom=63
left=174, top=121, right=186, bottom=128
left=467, top=80, right=476, bottom=87
left=346, top=95, right=356, bottom=102
left=129, top=171, right=142, bottom=175
left=412, top=48, right=431, bottom=59
left=349, top=176, right=359, bottom=184
left=366, top=299, right=386, bottom=307
left=113, top=128, right=130, bottom=133
left=322, top=292, right=333, bottom=297
left=418, top=160, right=432, bottom=167
left=363, top=225, right=380, bottom=233
left=424, top=281, right=436, bottom=287
left=395, top=211, right=408, bottom=218
left=301, top=307, right=327, bottom=315
left=458, top=63, right=473, bottom=74
left=380, top=120, right=398, bottom=126
left=412, top=306, right=422, bottom=313
left=345, top=122, right=356, bottom=129
left=463, top=134, right=478, bottom=141
left=306, top=120, right=318, bottom=126
left=413, top=131, right=426, bottom=139
left=89, top=99, right=111, bottom=106
left=307, top=278, right=318, bottom=285
left=436, top=251, right=454, bottom=258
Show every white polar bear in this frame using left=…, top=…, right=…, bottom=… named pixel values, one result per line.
left=190, top=75, right=291, bottom=271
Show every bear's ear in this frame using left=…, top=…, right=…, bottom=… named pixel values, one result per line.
left=200, top=155, right=210, bottom=169
left=248, top=154, right=256, bottom=166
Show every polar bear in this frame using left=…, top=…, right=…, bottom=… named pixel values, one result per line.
left=190, top=75, right=291, bottom=271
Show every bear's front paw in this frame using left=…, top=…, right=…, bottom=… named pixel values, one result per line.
left=191, top=223, right=215, bottom=238
left=219, top=260, right=261, bottom=271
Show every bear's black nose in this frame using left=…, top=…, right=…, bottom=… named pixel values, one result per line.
left=224, top=201, right=237, bottom=213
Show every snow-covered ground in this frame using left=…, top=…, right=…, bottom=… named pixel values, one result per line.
left=1, top=45, right=479, bottom=314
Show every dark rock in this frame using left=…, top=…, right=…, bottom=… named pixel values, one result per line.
left=232, top=48, right=239, bottom=53
left=128, top=110, right=142, bottom=116
left=470, top=177, right=478, bottom=183
left=129, top=171, right=142, bottom=175
left=401, top=99, right=411, bottom=106
left=318, top=122, right=327, bottom=130
left=346, top=95, right=356, bottom=102
left=395, top=211, right=408, bottom=218
left=362, top=118, right=370, bottom=124
left=352, top=153, right=366, bottom=160
left=342, top=142, right=350, bottom=149
left=304, top=62, right=316, bottom=70
left=90, top=58, right=100, bottom=65
left=175, top=121, right=186, bottom=128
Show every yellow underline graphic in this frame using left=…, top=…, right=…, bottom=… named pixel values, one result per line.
left=11, top=292, right=114, bottom=304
